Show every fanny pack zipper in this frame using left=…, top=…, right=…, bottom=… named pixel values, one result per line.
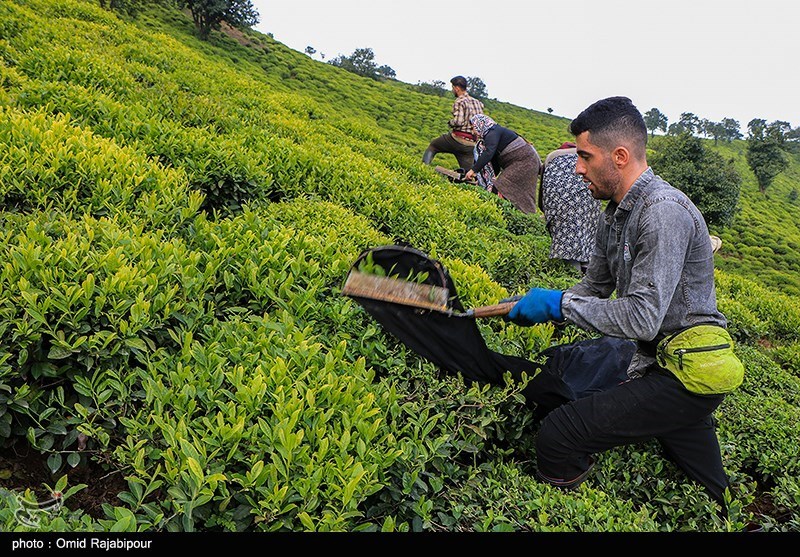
left=675, top=343, right=731, bottom=370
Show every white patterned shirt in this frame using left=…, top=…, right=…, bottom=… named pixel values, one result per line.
left=541, top=150, right=601, bottom=263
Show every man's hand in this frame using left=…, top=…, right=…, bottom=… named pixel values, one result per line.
left=464, top=169, right=476, bottom=181
left=507, top=288, right=564, bottom=326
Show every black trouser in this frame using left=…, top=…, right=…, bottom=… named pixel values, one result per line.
left=425, top=133, right=475, bottom=170
left=535, top=367, right=730, bottom=507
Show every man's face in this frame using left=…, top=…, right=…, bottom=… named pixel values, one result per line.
left=574, top=131, right=623, bottom=201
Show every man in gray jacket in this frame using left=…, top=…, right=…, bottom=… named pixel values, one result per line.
left=507, top=97, right=732, bottom=510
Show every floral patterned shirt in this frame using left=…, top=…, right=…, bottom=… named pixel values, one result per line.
left=541, top=151, right=601, bottom=262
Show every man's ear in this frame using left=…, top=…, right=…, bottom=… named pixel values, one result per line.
left=613, top=147, right=630, bottom=168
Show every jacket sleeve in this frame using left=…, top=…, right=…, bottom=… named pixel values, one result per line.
left=562, top=199, right=693, bottom=341
left=449, top=98, right=466, bottom=130
left=568, top=213, right=615, bottom=298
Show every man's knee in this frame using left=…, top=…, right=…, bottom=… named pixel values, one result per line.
left=536, top=413, right=565, bottom=461
left=535, top=406, right=596, bottom=489
left=536, top=410, right=577, bottom=469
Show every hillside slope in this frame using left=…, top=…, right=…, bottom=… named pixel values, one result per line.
left=709, top=141, right=800, bottom=296
left=1, top=1, right=799, bottom=533
left=173, top=4, right=800, bottom=299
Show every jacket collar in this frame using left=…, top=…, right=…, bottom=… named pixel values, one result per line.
left=618, top=167, right=655, bottom=212
left=603, top=167, right=655, bottom=221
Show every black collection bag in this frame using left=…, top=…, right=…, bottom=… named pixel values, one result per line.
left=344, top=245, right=636, bottom=418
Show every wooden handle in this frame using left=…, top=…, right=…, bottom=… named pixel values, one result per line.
left=470, top=301, right=518, bottom=318
left=434, top=166, right=476, bottom=184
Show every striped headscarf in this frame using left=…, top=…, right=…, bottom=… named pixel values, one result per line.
left=471, top=114, right=497, bottom=138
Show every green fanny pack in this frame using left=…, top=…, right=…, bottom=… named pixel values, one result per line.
left=656, top=324, right=744, bottom=395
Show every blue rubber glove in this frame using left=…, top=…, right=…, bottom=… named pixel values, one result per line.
left=507, top=288, right=564, bottom=326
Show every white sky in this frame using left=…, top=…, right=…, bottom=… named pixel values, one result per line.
left=252, top=0, right=800, bottom=130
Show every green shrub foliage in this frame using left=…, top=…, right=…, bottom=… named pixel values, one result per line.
left=649, top=132, right=742, bottom=227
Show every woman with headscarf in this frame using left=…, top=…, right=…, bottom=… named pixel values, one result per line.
left=464, top=114, right=542, bottom=214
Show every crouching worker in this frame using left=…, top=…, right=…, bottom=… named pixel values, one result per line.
left=422, top=75, right=484, bottom=171
left=506, top=97, right=744, bottom=512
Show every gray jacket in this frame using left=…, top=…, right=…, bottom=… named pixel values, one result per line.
left=561, top=168, right=726, bottom=346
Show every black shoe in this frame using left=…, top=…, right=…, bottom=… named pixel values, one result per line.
left=742, top=522, right=764, bottom=532
left=536, top=457, right=596, bottom=490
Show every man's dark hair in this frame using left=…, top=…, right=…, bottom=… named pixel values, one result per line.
left=569, top=96, right=648, bottom=158
left=450, top=76, right=468, bottom=90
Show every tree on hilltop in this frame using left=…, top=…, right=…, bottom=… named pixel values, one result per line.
left=466, top=77, right=488, bottom=99
left=721, top=118, right=742, bottom=141
left=785, top=125, right=800, bottom=155
left=180, top=0, right=259, bottom=41
left=701, top=119, right=722, bottom=144
left=376, top=65, right=396, bottom=79
left=668, top=112, right=701, bottom=136
left=701, top=119, right=741, bottom=145
left=650, top=132, right=741, bottom=227
left=329, top=47, right=396, bottom=81
left=644, top=108, right=668, bottom=137
left=746, top=118, right=789, bottom=194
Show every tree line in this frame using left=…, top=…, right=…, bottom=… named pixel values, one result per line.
left=305, top=46, right=490, bottom=97
left=645, top=107, right=796, bottom=195
left=324, top=47, right=397, bottom=81
left=413, top=77, right=489, bottom=100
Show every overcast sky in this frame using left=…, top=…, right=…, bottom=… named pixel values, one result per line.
left=252, top=0, right=799, bottom=130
